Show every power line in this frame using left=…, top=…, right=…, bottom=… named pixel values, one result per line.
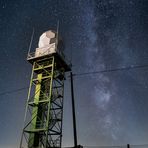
left=1, top=63, right=148, bottom=96
left=0, top=87, right=28, bottom=96
left=74, top=63, right=148, bottom=77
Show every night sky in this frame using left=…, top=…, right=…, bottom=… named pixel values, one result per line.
left=0, top=0, right=148, bottom=148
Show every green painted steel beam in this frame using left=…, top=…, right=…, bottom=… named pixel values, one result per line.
left=28, top=74, right=42, bottom=147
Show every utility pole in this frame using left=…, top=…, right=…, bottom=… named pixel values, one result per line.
left=70, top=72, right=78, bottom=148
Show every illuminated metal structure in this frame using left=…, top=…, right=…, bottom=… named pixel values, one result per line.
left=20, top=30, right=71, bottom=148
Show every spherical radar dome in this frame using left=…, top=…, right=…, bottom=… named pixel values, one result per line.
left=38, top=30, right=56, bottom=48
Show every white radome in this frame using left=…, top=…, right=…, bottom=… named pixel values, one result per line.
left=38, top=30, right=56, bottom=48
left=35, top=30, right=57, bottom=57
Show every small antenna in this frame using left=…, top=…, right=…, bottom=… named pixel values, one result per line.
left=57, top=20, right=59, bottom=36
left=27, top=27, right=35, bottom=55
left=56, top=20, right=59, bottom=49
left=56, top=20, right=59, bottom=53
left=70, top=44, right=73, bottom=67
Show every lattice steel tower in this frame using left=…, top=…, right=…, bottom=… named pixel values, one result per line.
left=20, top=30, right=71, bottom=148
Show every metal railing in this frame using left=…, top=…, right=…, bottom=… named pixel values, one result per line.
left=27, top=43, right=55, bottom=59
left=27, top=46, right=71, bottom=68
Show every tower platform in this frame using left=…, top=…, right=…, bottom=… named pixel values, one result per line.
left=27, top=52, right=71, bottom=72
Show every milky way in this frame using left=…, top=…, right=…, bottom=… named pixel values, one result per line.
left=63, top=0, right=148, bottom=146
left=0, top=0, right=148, bottom=147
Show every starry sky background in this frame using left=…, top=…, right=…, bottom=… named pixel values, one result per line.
left=0, top=0, right=148, bottom=148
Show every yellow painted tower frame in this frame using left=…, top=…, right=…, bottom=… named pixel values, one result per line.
left=20, top=52, right=70, bottom=148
